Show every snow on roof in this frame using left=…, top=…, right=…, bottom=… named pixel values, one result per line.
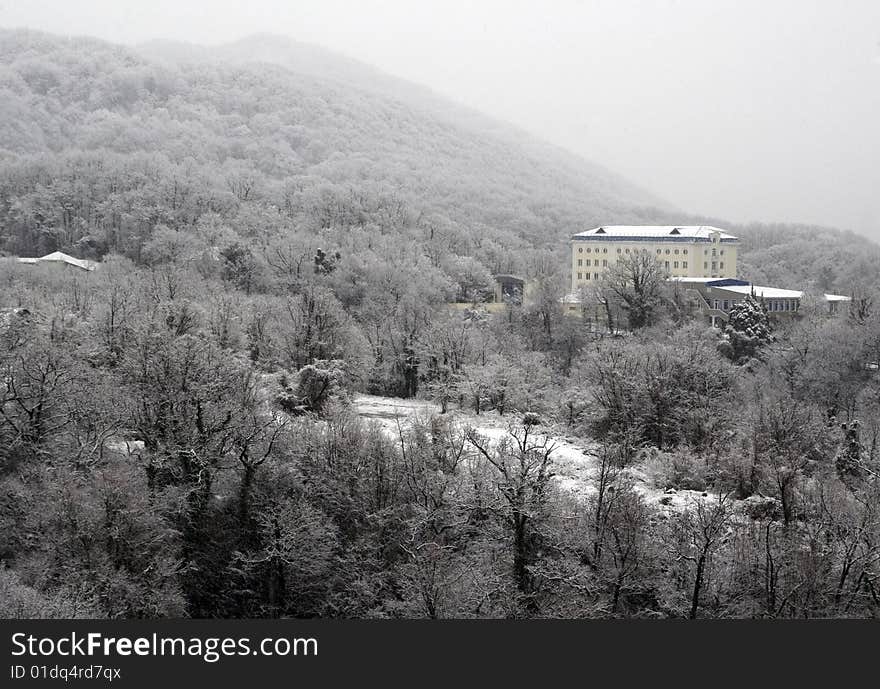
left=672, top=279, right=848, bottom=303
left=13, top=252, right=97, bottom=271
left=32, top=252, right=96, bottom=271
left=715, top=284, right=803, bottom=300
left=668, top=277, right=750, bottom=286
left=573, top=225, right=738, bottom=241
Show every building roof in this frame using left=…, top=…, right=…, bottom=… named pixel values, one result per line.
left=573, top=225, right=738, bottom=242
left=669, top=277, right=750, bottom=287
left=714, top=284, right=803, bottom=300
left=671, top=279, right=852, bottom=304
left=493, top=274, right=524, bottom=284
left=38, top=251, right=96, bottom=270
left=17, top=252, right=96, bottom=271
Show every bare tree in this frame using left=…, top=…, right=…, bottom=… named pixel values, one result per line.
left=467, top=415, right=555, bottom=610
left=673, top=492, right=733, bottom=619
left=600, top=252, right=667, bottom=330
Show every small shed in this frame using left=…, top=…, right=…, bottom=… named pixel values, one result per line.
left=493, top=274, right=525, bottom=305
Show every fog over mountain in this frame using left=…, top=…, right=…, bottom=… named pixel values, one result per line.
left=135, top=32, right=669, bottom=218
left=2, top=0, right=879, bottom=241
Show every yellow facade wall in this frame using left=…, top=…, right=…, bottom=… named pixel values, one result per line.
left=570, top=236, right=738, bottom=293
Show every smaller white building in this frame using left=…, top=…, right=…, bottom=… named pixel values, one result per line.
left=15, top=251, right=98, bottom=271
left=668, top=277, right=850, bottom=326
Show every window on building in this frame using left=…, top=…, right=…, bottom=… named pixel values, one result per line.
left=674, top=249, right=679, bottom=255
left=665, top=249, right=670, bottom=254
left=673, top=261, right=679, bottom=268
left=580, top=272, right=586, bottom=280
left=617, top=248, right=621, bottom=254
left=594, top=259, right=599, bottom=266
left=712, top=248, right=717, bottom=257
left=625, top=249, right=630, bottom=254
left=683, top=249, right=688, bottom=255
left=722, top=300, right=729, bottom=310
left=656, top=248, right=662, bottom=254
left=594, top=273, right=599, bottom=280
left=665, top=261, right=670, bottom=269
left=602, top=259, right=607, bottom=267
left=683, top=261, right=688, bottom=268
left=603, top=248, right=608, bottom=253
left=577, top=259, right=583, bottom=267
left=720, top=262, right=724, bottom=269
left=720, top=250, right=724, bottom=255
left=578, top=247, right=583, bottom=253
left=704, top=261, right=708, bottom=269
left=711, top=261, right=717, bottom=270
left=585, top=247, right=591, bottom=253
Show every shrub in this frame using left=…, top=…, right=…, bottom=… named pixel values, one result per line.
left=644, top=450, right=711, bottom=491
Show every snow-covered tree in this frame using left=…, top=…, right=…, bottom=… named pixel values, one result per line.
left=719, top=293, right=773, bottom=363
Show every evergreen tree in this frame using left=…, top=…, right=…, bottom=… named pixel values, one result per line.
left=719, top=293, right=773, bottom=363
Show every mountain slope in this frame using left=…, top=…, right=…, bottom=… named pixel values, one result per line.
left=1, top=29, right=877, bottom=296
left=136, top=33, right=662, bottom=208
left=0, top=28, right=671, bottom=267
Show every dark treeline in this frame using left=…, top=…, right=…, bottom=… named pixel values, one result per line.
left=1, top=30, right=880, bottom=619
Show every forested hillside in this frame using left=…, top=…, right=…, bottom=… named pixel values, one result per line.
left=139, top=34, right=880, bottom=296
left=733, top=222, right=880, bottom=294
left=2, top=30, right=880, bottom=620
left=0, top=29, right=668, bottom=270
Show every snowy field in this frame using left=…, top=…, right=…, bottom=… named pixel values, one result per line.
left=354, top=394, right=711, bottom=512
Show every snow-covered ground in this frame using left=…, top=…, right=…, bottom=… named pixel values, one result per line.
left=353, top=394, right=710, bottom=511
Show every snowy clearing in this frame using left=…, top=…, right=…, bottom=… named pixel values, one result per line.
left=353, top=394, right=710, bottom=512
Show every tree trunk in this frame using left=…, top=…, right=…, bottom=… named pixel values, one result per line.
left=690, top=553, right=707, bottom=619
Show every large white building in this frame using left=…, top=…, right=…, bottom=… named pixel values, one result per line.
left=564, top=224, right=851, bottom=327
left=570, top=225, right=738, bottom=293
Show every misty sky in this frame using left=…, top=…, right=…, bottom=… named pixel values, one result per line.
left=2, top=0, right=879, bottom=239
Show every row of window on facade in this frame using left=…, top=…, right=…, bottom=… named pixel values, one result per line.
left=712, top=298, right=799, bottom=312
left=576, top=259, right=728, bottom=272
left=577, top=247, right=726, bottom=256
